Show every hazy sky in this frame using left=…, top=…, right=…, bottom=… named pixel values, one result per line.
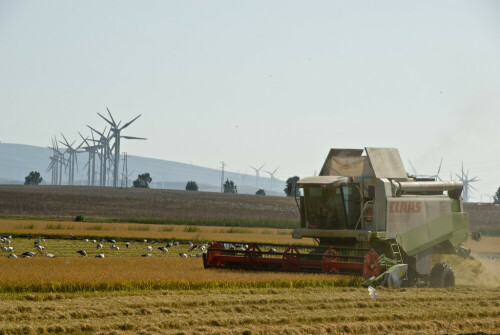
left=1, top=1, right=499, bottom=201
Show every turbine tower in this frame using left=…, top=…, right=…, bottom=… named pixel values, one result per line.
left=250, top=164, right=265, bottom=187
left=264, top=166, right=279, bottom=191
left=97, top=108, right=146, bottom=187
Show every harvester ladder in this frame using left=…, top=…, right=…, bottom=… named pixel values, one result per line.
left=390, top=242, right=403, bottom=264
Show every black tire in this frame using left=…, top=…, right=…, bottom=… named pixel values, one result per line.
left=429, top=263, right=455, bottom=288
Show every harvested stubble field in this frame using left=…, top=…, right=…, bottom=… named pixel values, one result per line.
left=0, top=286, right=499, bottom=335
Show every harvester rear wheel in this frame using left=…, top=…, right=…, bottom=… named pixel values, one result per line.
left=429, top=262, right=455, bottom=288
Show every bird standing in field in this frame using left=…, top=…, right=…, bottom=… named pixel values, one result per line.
left=126, top=242, right=130, bottom=248
left=146, top=246, right=153, bottom=251
left=141, top=253, right=153, bottom=257
left=158, top=247, right=168, bottom=253
left=96, top=243, right=103, bottom=249
left=179, top=253, right=187, bottom=258
left=96, top=253, right=105, bottom=258
left=77, top=250, right=87, bottom=256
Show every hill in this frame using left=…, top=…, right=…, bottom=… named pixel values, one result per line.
left=0, top=142, right=286, bottom=195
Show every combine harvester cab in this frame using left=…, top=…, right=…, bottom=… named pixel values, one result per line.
left=205, top=147, right=470, bottom=288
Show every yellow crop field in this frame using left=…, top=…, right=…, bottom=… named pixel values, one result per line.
left=0, top=218, right=298, bottom=245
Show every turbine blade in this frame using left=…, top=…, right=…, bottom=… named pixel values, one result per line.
left=437, top=158, right=443, bottom=176
left=97, top=112, right=114, bottom=128
left=408, top=160, right=417, bottom=175
left=121, top=136, right=147, bottom=140
left=120, top=114, right=142, bottom=130
left=273, top=166, right=280, bottom=174
left=106, top=107, right=117, bottom=126
left=60, top=133, right=71, bottom=147
left=87, top=125, right=104, bottom=137
left=78, top=131, right=90, bottom=147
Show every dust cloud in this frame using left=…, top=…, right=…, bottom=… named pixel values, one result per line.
left=434, top=253, right=500, bottom=287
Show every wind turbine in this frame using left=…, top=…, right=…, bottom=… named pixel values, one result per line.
left=87, top=126, right=113, bottom=186
left=59, top=134, right=85, bottom=185
left=79, top=131, right=101, bottom=186
left=455, top=162, right=479, bottom=202
left=407, top=159, right=443, bottom=180
left=47, top=136, right=66, bottom=185
left=250, top=164, right=265, bottom=188
left=97, top=108, right=146, bottom=187
left=264, top=166, right=279, bottom=191
left=428, top=158, right=443, bottom=181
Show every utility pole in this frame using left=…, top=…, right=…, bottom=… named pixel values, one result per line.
left=220, top=161, right=226, bottom=193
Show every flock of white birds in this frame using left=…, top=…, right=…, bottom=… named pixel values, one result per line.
left=0, top=235, right=210, bottom=259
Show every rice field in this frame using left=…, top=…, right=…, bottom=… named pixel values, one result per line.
left=0, top=218, right=297, bottom=245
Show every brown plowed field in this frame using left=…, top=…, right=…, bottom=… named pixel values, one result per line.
left=0, top=185, right=298, bottom=222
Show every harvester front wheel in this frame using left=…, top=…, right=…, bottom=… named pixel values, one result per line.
left=429, top=263, right=455, bottom=288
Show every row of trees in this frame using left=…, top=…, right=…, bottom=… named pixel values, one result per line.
left=24, top=170, right=299, bottom=196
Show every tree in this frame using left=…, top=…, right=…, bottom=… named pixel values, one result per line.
left=186, top=180, right=198, bottom=191
left=24, top=171, right=43, bottom=185
left=284, top=176, right=300, bottom=197
left=256, top=189, right=266, bottom=195
left=133, top=173, right=152, bottom=188
left=494, top=187, right=500, bottom=204
left=223, top=179, right=237, bottom=194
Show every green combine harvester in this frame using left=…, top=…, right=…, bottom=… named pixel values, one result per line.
left=204, top=148, right=470, bottom=287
